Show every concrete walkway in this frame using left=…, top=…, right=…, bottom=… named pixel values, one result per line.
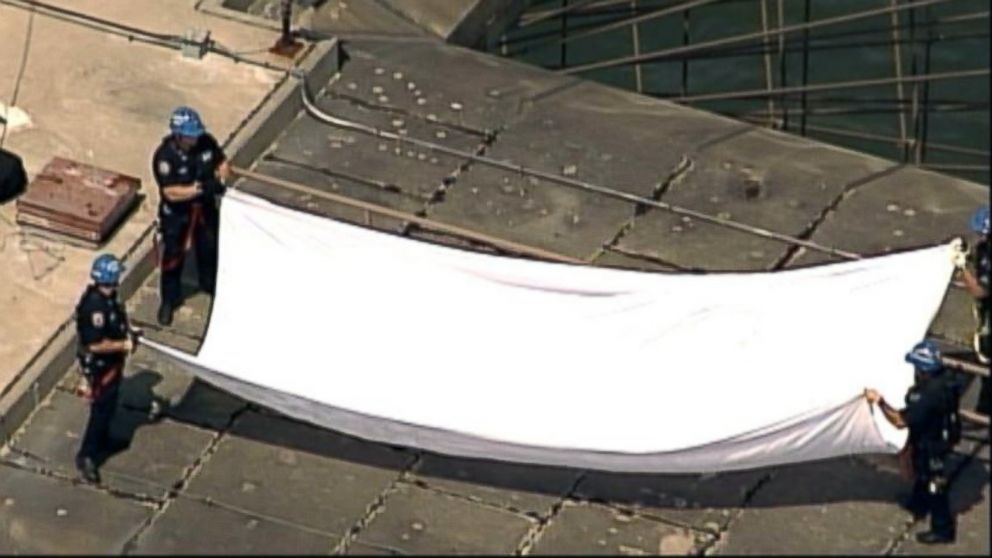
left=0, top=0, right=289, bottom=392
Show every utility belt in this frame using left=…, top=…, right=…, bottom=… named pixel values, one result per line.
left=156, top=201, right=205, bottom=271
left=77, top=349, right=124, bottom=401
left=900, top=442, right=950, bottom=482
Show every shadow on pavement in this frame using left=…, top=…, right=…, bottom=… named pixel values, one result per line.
left=143, top=374, right=990, bottom=514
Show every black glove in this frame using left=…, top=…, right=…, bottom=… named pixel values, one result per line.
left=128, top=327, right=144, bottom=353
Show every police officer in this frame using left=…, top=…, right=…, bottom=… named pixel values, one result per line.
left=865, top=340, right=960, bottom=544
left=954, top=207, right=990, bottom=415
left=75, top=254, right=141, bottom=484
left=151, top=106, right=231, bottom=326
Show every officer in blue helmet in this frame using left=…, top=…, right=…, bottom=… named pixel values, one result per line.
left=865, top=340, right=962, bottom=544
left=74, top=254, right=142, bottom=483
left=954, top=206, right=990, bottom=415
left=151, top=106, right=231, bottom=326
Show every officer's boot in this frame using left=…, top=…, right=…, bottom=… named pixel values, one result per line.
left=916, top=531, right=954, bottom=545
left=75, top=455, right=101, bottom=484
left=157, top=302, right=174, bottom=326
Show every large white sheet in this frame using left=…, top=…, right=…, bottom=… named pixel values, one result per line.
left=145, top=189, right=955, bottom=473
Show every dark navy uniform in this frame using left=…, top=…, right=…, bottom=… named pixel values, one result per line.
left=151, top=133, right=227, bottom=307
left=902, top=372, right=959, bottom=540
left=970, top=238, right=990, bottom=414
left=75, top=285, right=130, bottom=464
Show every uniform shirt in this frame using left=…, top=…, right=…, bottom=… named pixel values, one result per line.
left=151, top=133, right=227, bottom=218
left=970, top=238, right=990, bottom=311
left=75, top=285, right=130, bottom=372
left=902, top=374, right=954, bottom=450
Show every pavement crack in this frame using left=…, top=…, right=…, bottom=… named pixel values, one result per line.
left=771, top=164, right=901, bottom=270
left=0, top=453, right=161, bottom=507
left=262, top=154, right=432, bottom=202
left=119, top=403, right=249, bottom=554
left=698, top=472, right=774, bottom=556
left=514, top=472, right=586, bottom=555
left=396, top=477, right=539, bottom=519
left=588, top=155, right=693, bottom=264
left=399, top=125, right=503, bottom=237
left=330, top=452, right=422, bottom=555
left=597, top=245, right=691, bottom=271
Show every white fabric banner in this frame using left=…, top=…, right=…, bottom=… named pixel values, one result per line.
left=145, top=189, right=955, bottom=473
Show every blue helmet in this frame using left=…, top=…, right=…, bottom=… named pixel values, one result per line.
left=169, top=106, right=205, bottom=138
left=905, top=339, right=943, bottom=374
left=90, top=254, right=124, bottom=286
left=970, top=206, right=990, bottom=236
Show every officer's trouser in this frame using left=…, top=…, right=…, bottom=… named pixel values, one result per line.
left=975, top=306, right=989, bottom=415
left=159, top=202, right=218, bottom=306
left=77, top=365, right=122, bottom=463
left=908, top=448, right=955, bottom=537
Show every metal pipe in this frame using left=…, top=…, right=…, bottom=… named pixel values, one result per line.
left=800, top=0, right=810, bottom=136
left=890, top=0, right=909, bottom=162
left=297, top=80, right=865, bottom=261
left=919, top=6, right=935, bottom=166
left=674, top=68, right=989, bottom=103
left=519, top=0, right=602, bottom=28
left=737, top=115, right=988, bottom=157
left=776, top=0, right=788, bottom=131
left=736, top=102, right=989, bottom=118
left=920, top=164, right=990, bottom=172
left=760, top=0, right=776, bottom=127
left=631, top=0, right=644, bottom=94
left=502, top=6, right=987, bottom=52
left=519, top=0, right=724, bottom=55
left=230, top=167, right=585, bottom=265
left=559, top=0, right=957, bottom=75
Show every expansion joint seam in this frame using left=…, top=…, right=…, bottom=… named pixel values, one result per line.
left=330, top=452, right=422, bottom=555
left=698, top=472, right=774, bottom=556
left=0, top=450, right=162, bottom=506
left=590, top=155, right=694, bottom=264
left=772, top=164, right=901, bottom=270
left=395, top=477, right=539, bottom=519
left=514, top=472, right=586, bottom=555
left=119, top=404, right=249, bottom=554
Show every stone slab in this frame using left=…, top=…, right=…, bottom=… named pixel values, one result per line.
left=483, top=81, right=742, bottom=194
left=530, top=501, right=711, bottom=556
left=411, top=452, right=583, bottom=515
left=426, top=164, right=631, bottom=260
left=618, top=128, right=897, bottom=271
left=327, top=38, right=578, bottom=132
left=378, top=0, right=482, bottom=40
left=129, top=496, right=336, bottom=555
left=574, top=468, right=768, bottom=532
left=789, top=166, right=989, bottom=345
left=8, top=390, right=214, bottom=498
left=355, top=482, right=534, bottom=554
left=592, top=248, right=682, bottom=273
left=792, top=169, right=988, bottom=267
left=310, top=0, right=426, bottom=37
left=0, top=465, right=153, bottom=554
left=184, top=410, right=412, bottom=535
left=714, top=457, right=911, bottom=555
left=237, top=159, right=421, bottom=232
left=266, top=98, right=477, bottom=200
left=129, top=286, right=212, bottom=344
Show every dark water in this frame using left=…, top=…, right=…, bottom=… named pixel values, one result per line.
left=495, top=0, right=990, bottom=185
